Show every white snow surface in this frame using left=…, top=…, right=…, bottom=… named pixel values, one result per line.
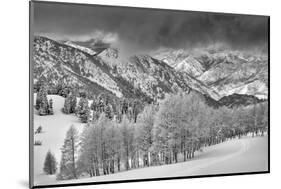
left=35, top=125, right=268, bottom=185
left=33, top=94, right=86, bottom=185
left=60, top=136, right=268, bottom=184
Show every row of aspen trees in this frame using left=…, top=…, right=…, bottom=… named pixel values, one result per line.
left=49, top=92, right=267, bottom=180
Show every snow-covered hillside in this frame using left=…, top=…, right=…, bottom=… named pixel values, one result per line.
left=33, top=92, right=268, bottom=186
left=33, top=94, right=86, bottom=185
left=36, top=136, right=268, bottom=185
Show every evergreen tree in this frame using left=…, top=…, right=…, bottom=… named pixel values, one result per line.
left=104, top=104, right=113, bottom=119
left=49, top=99, right=54, bottom=115
left=39, top=103, right=47, bottom=116
left=70, top=94, right=77, bottom=113
left=57, top=125, right=79, bottom=180
left=90, top=98, right=98, bottom=111
left=97, top=97, right=105, bottom=113
left=36, top=85, right=49, bottom=115
left=63, top=96, right=71, bottom=114
left=63, top=93, right=77, bottom=114
left=80, top=105, right=90, bottom=123
left=43, top=150, right=57, bottom=175
left=76, top=97, right=90, bottom=123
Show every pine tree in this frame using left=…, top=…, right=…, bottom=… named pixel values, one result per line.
left=49, top=99, right=54, bottom=115
left=63, top=93, right=77, bottom=114
left=57, top=125, right=79, bottom=180
left=90, top=99, right=98, bottom=111
left=43, top=151, right=57, bottom=175
left=97, top=97, right=105, bottom=113
left=36, top=85, right=49, bottom=115
left=63, top=95, right=72, bottom=114
left=80, top=105, right=90, bottom=123
left=39, top=103, right=47, bottom=116
left=35, top=86, right=44, bottom=110
left=104, top=104, right=113, bottom=119
left=76, top=97, right=90, bottom=123
left=70, top=94, right=77, bottom=113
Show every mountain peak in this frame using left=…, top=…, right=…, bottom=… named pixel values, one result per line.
left=99, top=48, right=119, bottom=59
left=64, top=41, right=97, bottom=56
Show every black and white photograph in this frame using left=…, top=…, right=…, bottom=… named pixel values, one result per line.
left=30, top=1, right=269, bottom=187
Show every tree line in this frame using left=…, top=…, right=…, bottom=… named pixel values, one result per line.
left=35, top=83, right=143, bottom=124
left=62, top=91, right=143, bottom=124
left=53, top=91, right=268, bottom=180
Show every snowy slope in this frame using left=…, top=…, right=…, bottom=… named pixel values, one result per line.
left=33, top=94, right=86, bottom=185
left=35, top=136, right=268, bottom=186
left=34, top=36, right=123, bottom=98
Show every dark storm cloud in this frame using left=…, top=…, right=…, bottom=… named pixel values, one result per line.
left=33, top=2, right=268, bottom=53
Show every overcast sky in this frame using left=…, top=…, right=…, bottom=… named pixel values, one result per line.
left=33, top=1, right=269, bottom=57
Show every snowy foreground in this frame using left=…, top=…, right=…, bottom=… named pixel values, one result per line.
left=52, top=136, right=268, bottom=186
left=33, top=95, right=268, bottom=186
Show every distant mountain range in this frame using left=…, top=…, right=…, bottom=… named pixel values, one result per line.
left=153, top=48, right=268, bottom=100
left=33, top=36, right=268, bottom=107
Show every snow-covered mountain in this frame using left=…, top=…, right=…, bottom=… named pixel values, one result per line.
left=33, top=36, right=190, bottom=102
left=33, top=36, right=267, bottom=106
left=153, top=48, right=268, bottom=99
left=33, top=36, right=126, bottom=98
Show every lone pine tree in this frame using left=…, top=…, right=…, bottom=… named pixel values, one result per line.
left=43, top=150, right=57, bottom=175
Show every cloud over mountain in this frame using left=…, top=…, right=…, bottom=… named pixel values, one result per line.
left=33, top=2, right=268, bottom=55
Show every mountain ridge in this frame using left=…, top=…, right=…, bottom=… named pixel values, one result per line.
left=33, top=36, right=267, bottom=107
